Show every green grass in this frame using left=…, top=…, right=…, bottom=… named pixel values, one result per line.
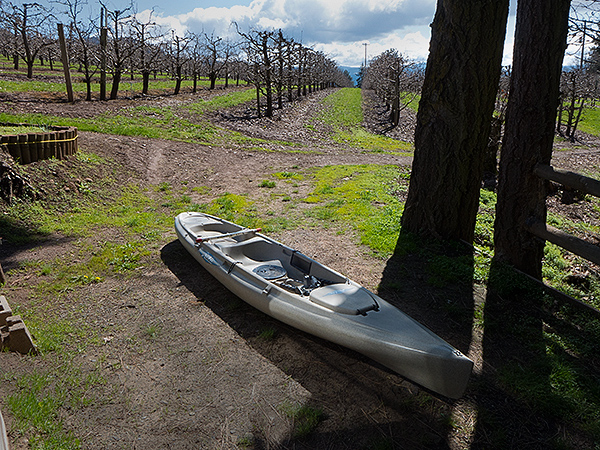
left=405, top=93, right=421, bottom=113
left=303, top=164, right=409, bottom=256
left=579, top=106, right=600, bottom=136
left=280, top=403, right=325, bottom=439
left=184, top=88, right=256, bottom=114
left=0, top=63, right=224, bottom=96
left=6, top=361, right=107, bottom=450
left=0, top=125, right=49, bottom=134
left=320, top=88, right=364, bottom=127
left=317, top=88, right=413, bottom=154
left=0, top=97, right=299, bottom=151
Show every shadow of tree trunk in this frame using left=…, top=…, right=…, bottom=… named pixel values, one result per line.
left=471, top=260, right=556, bottom=447
left=378, top=232, right=476, bottom=384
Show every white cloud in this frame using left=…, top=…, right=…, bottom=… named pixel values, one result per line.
left=144, top=0, right=435, bottom=43
left=313, top=28, right=431, bottom=67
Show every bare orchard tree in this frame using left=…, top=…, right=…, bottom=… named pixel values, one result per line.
left=0, top=0, right=20, bottom=69
left=1, top=1, right=55, bottom=78
left=556, top=14, right=600, bottom=138
left=285, top=39, right=300, bottom=101
left=237, top=26, right=276, bottom=117
left=363, top=49, right=422, bottom=128
left=203, top=32, right=237, bottom=89
left=170, top=31, right=191, bottom=95
left=188, top=32, right=206, bottom=93
left=297, top=44, right=308, bottom=96
left=56, top=0, right=100, bottom=101
left=0, top=25, right=13, bottom=59
left=557, top=68, right=591, bottom=140
left=100, top=3, right=140, bottom=100
left=222, top=39, right=241, bottom=88
left=273, top=29, right=290, bottom=108
left=129, top=13, right=163, bottom=95
left=589, top=31, right=600, bottom=74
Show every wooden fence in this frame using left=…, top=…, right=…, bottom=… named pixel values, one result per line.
left=526, top=163, right=600, bottom=316
left=0, top=123, right=78, bottom=164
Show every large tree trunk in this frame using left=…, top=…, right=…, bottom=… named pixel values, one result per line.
left=401, top=0, right=509, bottom=242
left=493, top=0, right=571, bottom=279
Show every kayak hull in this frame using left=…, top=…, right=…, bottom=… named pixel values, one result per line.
left=175, top=212, right=473, bottom=399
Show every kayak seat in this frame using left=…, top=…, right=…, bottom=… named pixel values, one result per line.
left=309, top=284, right=379, bottom=315
left=219, top=237, right=287, bottom=279
left=219, top=237, right=276, bottom=261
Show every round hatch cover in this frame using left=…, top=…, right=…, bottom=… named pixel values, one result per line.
left=253, top=264, right=286, bottom=280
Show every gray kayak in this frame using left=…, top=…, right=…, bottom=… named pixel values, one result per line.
left=175, top=212, right=473, bottom=398
left=0, top=408, right=8, bottom=450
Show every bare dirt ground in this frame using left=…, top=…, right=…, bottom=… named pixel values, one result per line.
left=1, top=85, right=599, bottom=449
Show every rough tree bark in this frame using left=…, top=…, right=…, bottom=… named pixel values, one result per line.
left=401, top=0, right=509, bottom=242
left=493, top=0, right=571, bottom=279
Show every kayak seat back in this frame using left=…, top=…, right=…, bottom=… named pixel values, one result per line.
left=309, top=284, right=379, bottom=315
left=290, top=251, right=311, bottom=274
left=289, top=252, right=347, bottom=285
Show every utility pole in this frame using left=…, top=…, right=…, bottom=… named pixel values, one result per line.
left=580, top=19, right=589, bottom=70
left=363, top=42, right=368, bottom=67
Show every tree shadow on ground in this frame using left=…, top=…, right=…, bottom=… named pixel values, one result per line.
left=378, top=231, right=600, bottom=448
left=378, top=232, right=477, bottom=357
left=471, top=260, right=600, bottom=449
left=0, top=215, right=74, bottom=273
left=161, top=239, right=462, bottom=449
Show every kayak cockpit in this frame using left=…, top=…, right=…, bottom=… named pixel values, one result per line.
left=218, top=237, right=377, bottom=315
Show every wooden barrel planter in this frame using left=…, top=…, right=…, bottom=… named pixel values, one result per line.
left=0, top=123, right=78, bottom=164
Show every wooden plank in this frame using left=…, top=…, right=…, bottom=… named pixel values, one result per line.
left=513, top=265, right=600, bottom=320
left=526, top=219, right=600, bottom=266
left=535, top=164, right=600, bottom=198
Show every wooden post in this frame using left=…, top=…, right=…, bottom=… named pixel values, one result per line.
left=57, top=130, right=66, bottom=159
left=100, top=9, right=107, bottom=101
left=35, top=132, right=44, bottom=160
left=43, top=132, right=52, bottom=160
left=0, top=135, right=9, bottom=154
left=66, top=129, right=75, bottom=156
left=27, top=133, right=38, bottom=162
left=526, top=220, right=600, bottom=266
left=534, top=164, right=600, bottom=198
left=18, top=134, right=30, bottom=164
left=57, top=24, right=75, bottom=103
left=7, top=135, right=19, bottom=161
